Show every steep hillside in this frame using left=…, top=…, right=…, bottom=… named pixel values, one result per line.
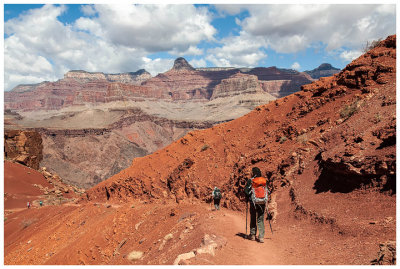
left=4, top=35, right=395, bottom=265
left=4, top=58, right=312, bottom=188
left=87, top=35, right=396, bottom=206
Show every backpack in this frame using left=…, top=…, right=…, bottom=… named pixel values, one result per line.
left=214, top=188, right=222, bottom=200
left=250, top=177, right=268, bottom=205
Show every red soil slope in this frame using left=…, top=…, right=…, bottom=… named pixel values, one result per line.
left=4, top=161, right=53, bottom=209
left=4, top=35, right=396, bottom=265
left=87, top=35, right=396, bottom=207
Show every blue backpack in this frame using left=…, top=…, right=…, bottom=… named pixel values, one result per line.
left=214, top=188, right=222, bottom=199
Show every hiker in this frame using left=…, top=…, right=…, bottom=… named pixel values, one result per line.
left=212, top=187, right=222, bottom=210
left=244, top=167, right=269, bottom=243
left=39, top=201, right=43, bottom=207
left=27, top=201, right=30, bottom=209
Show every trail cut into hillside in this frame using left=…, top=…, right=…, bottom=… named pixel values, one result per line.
left=4, top=35, right=396, bottom=265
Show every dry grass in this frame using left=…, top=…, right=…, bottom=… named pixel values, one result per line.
left=21, top=218, right=37, bottom=229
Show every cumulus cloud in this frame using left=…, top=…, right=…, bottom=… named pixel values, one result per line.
left=4, top=4, right=216, bottom=90
left=340, top=50, right=363, bottom=62
left=142, top=57, right=174, bottom=76
left=84, top=5, right=216, bottom=52
left=291, top=62, right=301, bottom=70
left=205, top=32, right=267, bottom=67
left=214, top=4, right=248, bottom=16
left=189, top=58, right=207, bottom=68
left=80, top=4, right=96, bottom=16
left=4, top=4, right=396, bottom=91
left=239, top=4, right=396, bottom=53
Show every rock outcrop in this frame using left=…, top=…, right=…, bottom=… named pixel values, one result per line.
left=305, top=63, right=341, bottom=79
left=171, top=57, right=195, bottom=71
left=86, top=35, right=396, bottom=207
left=4, top=130, right=43, bottom=170
left=64, top=69, right=151, bottom=84
left=211, top=73, right=264, bottom=100
left=5, top=59, right=313, bottom=110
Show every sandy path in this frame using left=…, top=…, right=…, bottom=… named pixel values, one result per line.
left=205, top=204, right=285, bottom=265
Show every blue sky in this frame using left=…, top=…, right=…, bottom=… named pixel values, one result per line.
left=3, top=4, right=397, bottom=91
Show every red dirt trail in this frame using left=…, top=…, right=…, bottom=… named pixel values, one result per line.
left=4, top=35, right=396, bottom=265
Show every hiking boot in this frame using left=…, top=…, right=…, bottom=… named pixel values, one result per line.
left=257, top=237, right=264, bottom=243
left=247, top=234, right=256, bottom=241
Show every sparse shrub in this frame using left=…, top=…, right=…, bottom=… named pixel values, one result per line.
left=4, top=217, right=7, bottom=222
left=296, top=134, right=308, bottom=145
left=363, top=38, right=383, bottom=53
left=279, top=136, right=287, bottom=144
left=374, top=113, right=382, bottom=123
left=21, top=219, right=36, bottom=229
left=131, top=205, right=135, bottom=208
left=201, top=144, right=210, bottom=151
left=340, top=100, right=360, bottom=120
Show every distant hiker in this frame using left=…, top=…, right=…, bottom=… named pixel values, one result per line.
left=39, top=201, right=43, bottom=207
left=212, top=187, right=222, bottom=210
left=244, top=167, right=269, bottom=243
left=27, top=201, right=30, bottom=209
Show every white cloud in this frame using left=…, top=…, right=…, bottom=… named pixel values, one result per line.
left=340, top=50, right=363, bottom=62
left=214, top=4, right=248, bottom=16
left=189, top=58, right=207, bottom=68
left=88, top=5, right=216, bottom=52
left=170, top=45, right=203, bottom=56
left=4, top=4, right=216, bottom=90
left=206, top=32, right=267, bottom=67
left=291, top=62, right=301, bottom=70
left=239, top=4, right=395, bottom=53
left=141, top=57, right=174, bottom=76
left=80, top=5, right=97, bottom=16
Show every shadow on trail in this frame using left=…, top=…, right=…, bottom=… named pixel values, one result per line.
left=235, top=232, right=248, bottom=239
left=235, top=232, right=273, bottom=241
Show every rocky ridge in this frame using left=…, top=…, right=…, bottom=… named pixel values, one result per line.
left=3, top=35, right=396, bottom=266
left=86, top=34, right=396, bottom=220
left=5, top=58, right=313, bottom=111
left=305, top=63, right=341, bottom=79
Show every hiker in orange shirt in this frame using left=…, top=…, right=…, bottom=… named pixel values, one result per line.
left=244, top=167, right=269, bottom=243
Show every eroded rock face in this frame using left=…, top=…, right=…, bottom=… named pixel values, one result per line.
left=86, top=35, right=396, bottom=208
left=211, top=73, right=264, bottom=100
left=4, top=130, right=43, bottom=170
left=5, top=70, right=152, bottom=111
left=172, top=57, right=195, bottom=71
left=5, top=59, right=313, bottom=110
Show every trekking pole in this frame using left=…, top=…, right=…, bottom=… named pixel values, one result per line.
left=246, top=199, right=248, bottom=235
left=265, top=205, right=273, bottom=235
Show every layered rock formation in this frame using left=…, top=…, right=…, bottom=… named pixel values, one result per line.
left=211, top=73, right=264, bottom=100
left=305, top=63, right=341, bottom=79
left=5, top=58, right=313, bottom=110
left=3, top=35, right=396, bottom=266
left=4, top=130, right=43, bottom=170
left=87, top=34, right=396, bottom=206
left=64, top=69, right=151, bottom=84
left=4, top=57, right=315, bottom=188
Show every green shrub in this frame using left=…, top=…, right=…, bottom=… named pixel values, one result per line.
left=201, top=144, right=210, bottom=151
left=279, top=136, right=287, bottom=144
left=340, top=100, right=360, bottom=120
left=296, top=134, right=308, bottom=145
left=374, top=113, right=382, bottom=123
